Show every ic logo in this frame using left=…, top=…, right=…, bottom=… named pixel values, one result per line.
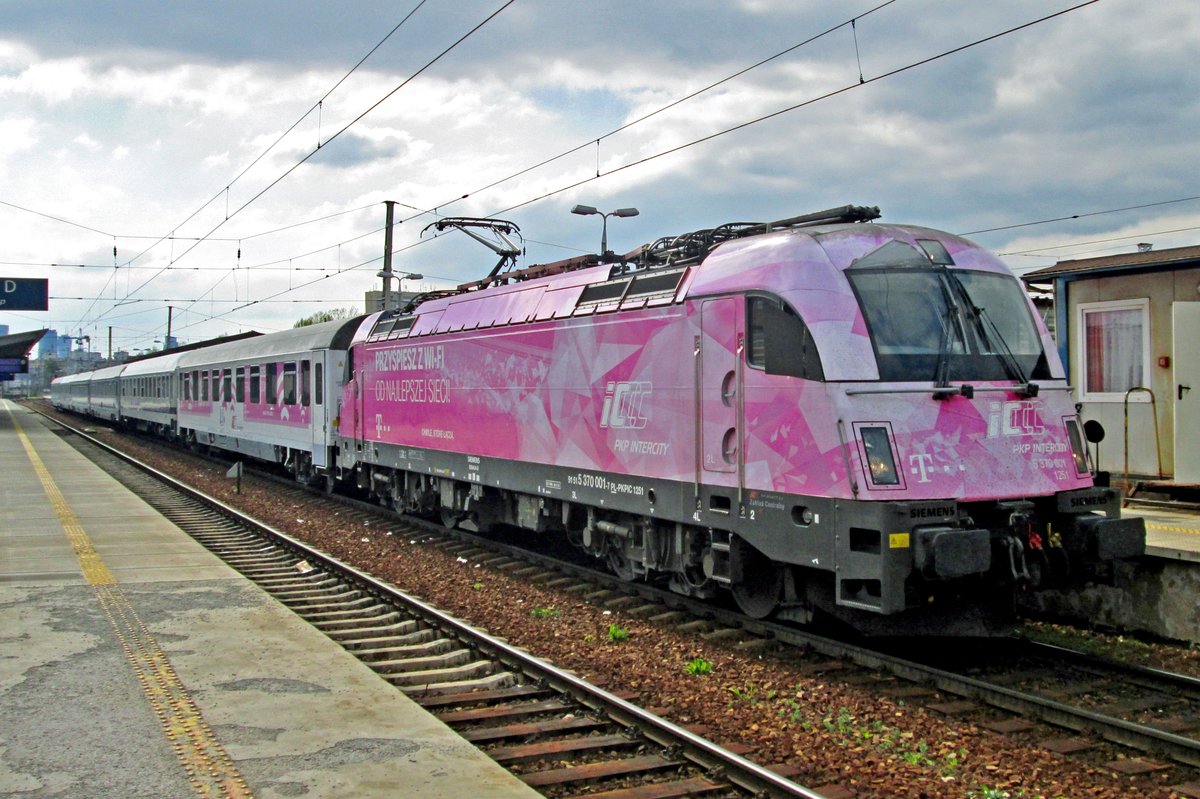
left=987, top=400, right=1045, bottom=438
left=600, top=381, right=651, bottom=429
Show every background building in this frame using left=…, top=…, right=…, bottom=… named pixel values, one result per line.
left=1023, top=243, right=1200, bottom=485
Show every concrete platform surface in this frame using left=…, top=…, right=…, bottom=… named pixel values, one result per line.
left=1126, top=506, right=1200, bottom=562
left=0, top=399, right=541, bottom=799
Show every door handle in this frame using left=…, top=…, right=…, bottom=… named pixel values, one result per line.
left=1181, top=384, right=1192, bottom=401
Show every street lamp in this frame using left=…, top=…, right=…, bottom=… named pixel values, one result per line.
left=375, top=270, right=424, bottom=311
left=571, top=204, right=639, bottom=256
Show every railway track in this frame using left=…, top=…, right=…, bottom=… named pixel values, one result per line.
left=36, top=404, right=1200, bottom=796
left=44, top=413, right=823, bottom=799
left=423, top=528, right=1200, bottom=779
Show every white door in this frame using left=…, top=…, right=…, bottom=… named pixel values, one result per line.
left=700, top=298, right=740, bottom=474
left=311, top=353, right=328, bottom=468
left=1172, top=302, right=1200, bottom=482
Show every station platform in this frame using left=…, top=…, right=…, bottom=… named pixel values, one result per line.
left=1126, top=505, right=1200, bottom=563
left=0, top=399, right=541, bottom=799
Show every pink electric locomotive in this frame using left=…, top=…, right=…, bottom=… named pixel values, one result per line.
left=337, top=205, right=1145, bottom=636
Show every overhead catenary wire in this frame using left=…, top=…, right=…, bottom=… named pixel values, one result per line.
left=18, top=0, right=904, bottom=339
left=85, top=0, right=515, bottom=333
left=118, top=0, right=433, bottom=270
left=35, top=0, right=1168, bottom=353
left=106, top=0, right=1109, bottom=349
left=962, top=196, right=1200, bottom=236
left=67, top=0, right=432, bottom=330
left=488, top=0, right=1103, bottom=218
left=216, top=0, right=1115, bottom=330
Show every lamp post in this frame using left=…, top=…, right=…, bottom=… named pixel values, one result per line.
left=375, top=270, right=423, bottom=311
left=571, top=204, right=639, bottom=256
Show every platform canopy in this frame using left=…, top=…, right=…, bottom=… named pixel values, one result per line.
left=0, top=329, right=47, bottom=381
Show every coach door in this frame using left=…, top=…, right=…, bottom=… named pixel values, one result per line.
left=309, top=355, right=327, bottom=468
left=699, top=298, right=743, bottom=479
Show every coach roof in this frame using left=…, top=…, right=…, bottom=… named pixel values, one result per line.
left=176, top=314, right=367, bottom=369
left=121, top=351, right=189, bottom=377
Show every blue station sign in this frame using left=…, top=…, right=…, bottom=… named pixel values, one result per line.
left=0, top=278, right=49, bottom=311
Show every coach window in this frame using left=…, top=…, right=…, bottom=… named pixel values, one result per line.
left=300, top=360, right=311, bottom=406
left=249, top=365, right=261, bottom=404
left=220, top=369, right=231, bottom=403
left=266, top=363, right=278, bottom=404
left=746, top=294, right=825, bottom=381
left=314, top=362, right=323, bottom=405
left=235, top=367, right=246, bottom=403
left=201, top=370, right=210, bottom=401
left=282, top=362, right=298, bottom=405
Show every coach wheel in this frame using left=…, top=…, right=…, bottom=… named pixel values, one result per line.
left=440, top=508, right=464, bottom=530
left=323, top=474, right=336, bottom=495
left=731, top=539, right=783, bottom=619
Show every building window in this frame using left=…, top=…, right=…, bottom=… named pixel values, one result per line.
left=1077, top=298, right=1150, bottom=401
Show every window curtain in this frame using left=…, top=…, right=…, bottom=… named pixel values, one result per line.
left=1085, top=307, right=1143, bottom=393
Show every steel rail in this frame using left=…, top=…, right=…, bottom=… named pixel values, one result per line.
left=37, top=409, right=829, bottom=799
left=431, top=530, right=1200, bottom=769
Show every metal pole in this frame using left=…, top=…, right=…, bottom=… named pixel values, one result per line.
left=381, top=201, right=396, bottom=311
left=166, top=306, right=173, bottom=350
left=108, top=327, right=112, bottom=360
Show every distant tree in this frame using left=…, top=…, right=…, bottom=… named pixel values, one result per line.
left=293, top=307, right=358, bottom=328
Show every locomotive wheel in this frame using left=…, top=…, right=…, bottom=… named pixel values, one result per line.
left=607, top=544, right=636, bottom=582
left=731, top=539, right=783, bottom=619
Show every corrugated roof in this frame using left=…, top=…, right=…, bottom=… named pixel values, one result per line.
left=1021, top=243, right=1200, bottom=282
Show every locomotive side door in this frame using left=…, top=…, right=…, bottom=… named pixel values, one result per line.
left=699, top=297, right=743, bottom=477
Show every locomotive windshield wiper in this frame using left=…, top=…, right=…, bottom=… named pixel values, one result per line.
left=974, top=304, right=1038, bottom=395
left=932, top=307, right=956, bottom=390
left=931, top=273, right=963, bottom=396
left=942, top=269, right=1038, bottom=397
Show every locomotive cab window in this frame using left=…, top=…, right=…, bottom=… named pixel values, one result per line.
left=746, top=295, right=824, bottom=381
left=846, top=239, right=1051, bottom=383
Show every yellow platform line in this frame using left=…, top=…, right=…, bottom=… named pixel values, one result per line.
left=1146, top=523, right=1200, bottom=535
left=8, top=407, right=253, bottom=799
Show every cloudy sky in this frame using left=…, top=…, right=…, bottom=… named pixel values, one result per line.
left=1, top=0, right=1196, bottom=353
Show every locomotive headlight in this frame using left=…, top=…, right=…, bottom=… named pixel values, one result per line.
left=860, top=426, right=900, bottom=486
left=1065, top=418, right=1090, bottom=476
